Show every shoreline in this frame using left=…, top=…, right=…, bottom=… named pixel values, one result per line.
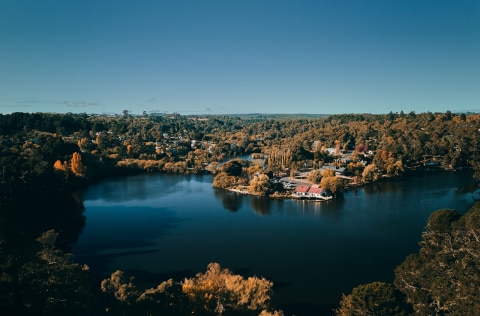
left=223, top=166, right=475, bottom=201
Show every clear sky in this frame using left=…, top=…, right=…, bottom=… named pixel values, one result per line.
left=1, top=0, right=479, bottom=115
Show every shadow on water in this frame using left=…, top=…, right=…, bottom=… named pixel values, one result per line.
left=250, top=196, right=272, bottom=215
left=214, top=190, right=243, bottom=212
left=73, top=206, right=182, bottom=274
left=1, top=187, right=86, bottom=249
left=213, top=190, right=278, bottom=215
left=77, top=249, right=159, bottom=275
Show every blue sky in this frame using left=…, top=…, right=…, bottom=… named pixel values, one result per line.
left=1, top=0, right=479, bottom=115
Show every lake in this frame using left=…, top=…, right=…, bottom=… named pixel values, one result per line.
left=73, top=170, right=477, bottom=315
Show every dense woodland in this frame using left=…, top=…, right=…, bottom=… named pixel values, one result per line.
left=1, top=111, right=480, bottom=315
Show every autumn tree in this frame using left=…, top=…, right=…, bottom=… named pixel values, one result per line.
left=212, top=172, right=236, bottom=189
left=259, top=310, right=285, bottom=316
left=221, top=159, right=245, bottom=176
left=247, top=165, right=263, bottom=179
left=384, top=157, right=404, bottom=177
left=394, top=204, right=480, bottom=315
left=362, top=164, right=381, bottom=183
left=250, top=173, right=271, bottom=195
left=136, top=279, right=188, bottom=315
left=53, top=160, right=70, bottom=181
left=308, top=169, right=322, bottom=184
left=336, top=282, right=411, bottom=316
left=320, top=175, right=344, bottom=195
left=100, top=262, right=276, bottom=315
left=101, top=270, right=140, bottom=308
left=70, top=152, right=86, bottom=176
left=182, top=262, right=273, bottom=314
left=321, top=169, right=336, bottom=178
left=53, top=160, right=68, bottom=172
left=267, top=147, right=292, bottom=170
left=345, top=161, right=365, bottom=178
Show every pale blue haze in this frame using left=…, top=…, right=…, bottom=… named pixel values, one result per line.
left=1, top=0, right=479, bottom=115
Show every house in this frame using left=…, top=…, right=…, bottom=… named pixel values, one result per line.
left=307, top=186, right=324, bottom=198
left=307, top=186, right=332, bottom=200
left=293, top=185, right=310, bottom=196
left=293, top=185, right=333, bottom=200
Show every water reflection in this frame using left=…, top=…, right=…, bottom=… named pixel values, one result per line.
left=362, top=180, right=402, bottom=194
left=287, top=198, right=344, bottom=219
left=0, top=190, right=86, bottom=247
left=214, top=190, right=243, bottom=212
left=75, top=170, right=478, bottom=316
left=250, top=196, right=272, bottom=215
left=73, top=206, right=181, bottom=274
left=83, top=174, right=212, bottom=203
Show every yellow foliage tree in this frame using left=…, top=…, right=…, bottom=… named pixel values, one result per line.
left=321, top=169, right=336, bottom=178
left=70, top=152, right=86, bottom=176
left=362, top=164, right=382, bottom=183
left=250, top=174, right=271, bottom=195
left=77, top=137, right=91, bottom=152
left=53, top=159, right=71, bottom=181
left=320, top=175, right=344, bottom=195
left=182, top=262, right=273, bottom=314
left=53, top=160, right=68, bottom=172
left=308, top=169, right=323, bottom=184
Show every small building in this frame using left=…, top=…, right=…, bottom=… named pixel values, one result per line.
left=293, top=185, right=310, bottom=196
left=307, top=186, right=323, bottom=198
left=307, top=186, right=332, bottom=200
left=293, top=185, right=333, bottom=200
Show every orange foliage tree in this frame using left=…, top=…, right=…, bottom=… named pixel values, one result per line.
left=70, top=152, right=86, bottom=176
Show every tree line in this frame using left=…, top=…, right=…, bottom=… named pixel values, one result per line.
left=2, top=111, right=480, bottom=182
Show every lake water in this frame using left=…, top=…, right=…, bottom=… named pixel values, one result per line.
left=73, top=171, right=477, bottom=315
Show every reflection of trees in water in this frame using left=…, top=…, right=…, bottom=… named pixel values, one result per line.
left=291, top=198, right=344, bottom=219
left=0, top=183, right=90, bottom=315
left=362, top=180, right=404, bottom=195
left=2, top=186, right=86, bottom=247
left=250, top=197, right=271, bottom=215
left=214, top=191, right=243, bottom=212
left=454, top=181, right=477, bottom=195
left=76, top=206, right=181, bottom=273
left=362, top=171, right=476, bottom=196
left=86, top=174, right=211, bottom=203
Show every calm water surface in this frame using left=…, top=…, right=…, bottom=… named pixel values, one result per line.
left=73, top=171, right=477, bottom=315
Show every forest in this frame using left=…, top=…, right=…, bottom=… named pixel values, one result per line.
left=1, top=111, right=480, bottom=315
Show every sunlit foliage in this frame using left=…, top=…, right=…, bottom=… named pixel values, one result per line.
left=182, top=262, right=273, bottom=314
left=70, top=152, right=86, bottom=176
left=308, top=169, right=322, bottom=184
left=362, top=164, right=382, bottom=183
left=100, top=262, right=276, bottom=315
left=250, top=174, right=272, bottom=195
left=336, top=282, right=411, bottom=316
